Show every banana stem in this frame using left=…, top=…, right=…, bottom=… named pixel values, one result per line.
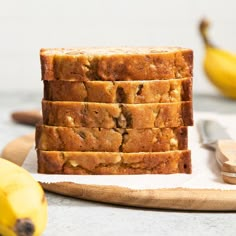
left=199, top=19, right=214, bottom=47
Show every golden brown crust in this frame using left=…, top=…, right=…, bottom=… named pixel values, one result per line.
left=43, top=78, right=192, bottom=103
left=40, top=47, right=193, bottom=81
left=37, top=150, right=191, bottom=174
left=42, top=101, right=193, bottom=128
left=35, top=125, right=188, bottom=152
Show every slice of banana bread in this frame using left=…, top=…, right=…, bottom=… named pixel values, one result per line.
left=40, top=47, right=193, bottom=81
left=44, top=78, right=192, bottom=103
left=42, top=101, right=193, bottom=129
left=35, top=125, right=188, bottom=152
left=37, top=150, right=191, bottom=174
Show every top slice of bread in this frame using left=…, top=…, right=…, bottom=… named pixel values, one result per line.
left=40, top=47, right=193, bottom=81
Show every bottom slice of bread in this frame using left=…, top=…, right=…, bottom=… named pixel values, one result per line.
left=37, top=150, right=191, bottom=174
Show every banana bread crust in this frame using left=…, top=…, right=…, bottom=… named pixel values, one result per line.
left=35, top=125, right=188, bottom=152
left=40, top=47, right=193, bottom=81
left=43, top=78, right=192, bottom=103
left=42, top=101, right=193, bottom=128
left=37, top=150, right=191, bottom=174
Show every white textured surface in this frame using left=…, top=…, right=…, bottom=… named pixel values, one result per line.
left=1, top=92, right=236, bottom=236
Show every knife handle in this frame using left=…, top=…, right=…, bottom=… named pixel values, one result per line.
left=216, top=140, right=236, bottom=184
left=11, top=110, right=42, bottom=126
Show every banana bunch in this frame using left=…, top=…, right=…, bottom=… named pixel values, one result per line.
left=0, top=158, right=47, bottom=236
left=199, top=19, right=236, bottom=99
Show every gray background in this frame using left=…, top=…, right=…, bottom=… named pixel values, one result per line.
left=1, top=0, right=236, bottom=94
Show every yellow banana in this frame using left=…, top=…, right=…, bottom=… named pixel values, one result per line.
left=0, top=158, right=47, bottom=236
left=199, top=19, right=236, bottom=99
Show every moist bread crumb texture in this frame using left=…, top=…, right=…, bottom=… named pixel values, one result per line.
left=35, top=125, right=188, bottom=152
left=37, top=150, right=191, bottom=174
left=37, top=47, right=194, bottom=175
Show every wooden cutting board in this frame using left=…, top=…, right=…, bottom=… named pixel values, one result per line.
left=2, top=133, right=236, bottom=211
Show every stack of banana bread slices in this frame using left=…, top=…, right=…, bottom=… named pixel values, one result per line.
left=36, top=47, right=193, bottom=175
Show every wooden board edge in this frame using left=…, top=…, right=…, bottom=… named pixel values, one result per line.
left=41, top=182, right=236, bottom=211
left=2, top=133, right=236, bottom=211
left=1, top=132, right=35, bottom=166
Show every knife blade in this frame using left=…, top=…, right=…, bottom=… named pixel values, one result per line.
left=198, top=119, right=236, bottom=184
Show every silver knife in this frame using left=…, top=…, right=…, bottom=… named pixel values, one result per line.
left=198, top=119, right=236, bottom=184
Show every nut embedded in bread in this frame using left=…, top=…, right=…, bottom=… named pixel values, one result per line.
left=37, top=46, right=194, bottom=176
left=37, top=150, right=192, bottom=174
left=35, top=125, right=188, bottom=152
left=42, top=101, right=193, bottom=128
left=40, top=47, right=193, bottom=81
left=44, top=78, right=192, bottom=103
